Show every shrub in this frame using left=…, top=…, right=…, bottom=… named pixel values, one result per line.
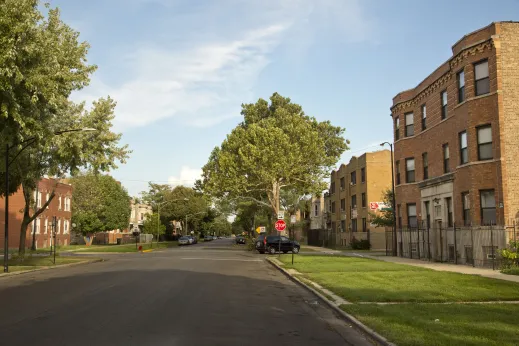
left=350, top=238, right=371, bottom=250
left=500, top=241, right=519, bottom=270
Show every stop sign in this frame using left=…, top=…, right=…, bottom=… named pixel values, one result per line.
left=275, top=220, right=286, bottom=232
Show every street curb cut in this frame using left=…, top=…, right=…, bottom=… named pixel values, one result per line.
left=0, top=259, right=104, bottom=279
left=266, top=257, right=396, bottom=346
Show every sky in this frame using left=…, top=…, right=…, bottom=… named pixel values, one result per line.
left=53, top=0, right=519, bottom=197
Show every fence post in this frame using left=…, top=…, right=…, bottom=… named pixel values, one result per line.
left=453, top=223, right=458, bottom=265
left=470, top=226, right=475, bottom=267
left=439, top=221, right=443, bottom=263
left=399, top=227, right=403, bottom=257
left=417, top=226, right=421, bottom=259
left=491, top=226, right=495, bottom=271
left=427, top=225, right=431, bottom=261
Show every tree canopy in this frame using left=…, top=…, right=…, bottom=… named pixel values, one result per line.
left=0, top=1, right=130, bottom=256
left=143, top=213, right=166, bottom=238
left=199, top=92, right=348, bottom=217
left=369, top=188, right=394, bottom=227
left=69, top=172, right=131, bottom=235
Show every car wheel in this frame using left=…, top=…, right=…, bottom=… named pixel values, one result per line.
left=282, top=251, right=288, bottom=254
left=292, top=247, right=300, bottom=254
left=268, top=246, right=277, bottom=255
left=259, top=251, right=265, bottom=254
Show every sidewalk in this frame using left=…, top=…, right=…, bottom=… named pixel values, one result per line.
left=364, top=255, right=519, bottom=284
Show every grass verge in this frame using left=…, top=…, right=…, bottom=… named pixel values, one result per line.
left=76, top=241, right=177, bottom=253
left=7, top=255, right=99, bottom=273
left=276, top=255, right=519, bottom=346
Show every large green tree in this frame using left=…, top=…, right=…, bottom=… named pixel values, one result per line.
left=143, top=213, right=166, bottom=238
left=69, top=173, right=131, bottom=235
left=369, top=188, right=394, bottom=227
left=200, top=92, right=348, bottom=219
left=0, top=1, right=130, bottom=256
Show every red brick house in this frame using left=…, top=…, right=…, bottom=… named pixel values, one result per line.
left=0, top=178, right=72, bottom=249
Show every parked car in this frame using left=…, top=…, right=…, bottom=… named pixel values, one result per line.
left=188, top=235, right=197, bottom=244
left=178, top=236, right=191, bottom=246
left=204, top=235, right=213, bottom=241
left=255, top=235, right=300, bottom=254
left=235, top=236, right=246, bottom=244
left=212, top=236, right=217, bottom=240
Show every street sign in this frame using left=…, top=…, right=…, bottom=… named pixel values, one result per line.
left=370, top=202, right=389, bottom=211
left=290, top=215, right=297, bottom=224
left=255, top=226, right=266, bottom=234
left=275, top=220, right=286, bottom=232
left=277, top=211, right=285, bottom=220
left=369, top=202, right=379, bottom=211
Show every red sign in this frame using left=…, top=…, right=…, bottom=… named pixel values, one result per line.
left=370, top=202, right=379, bottom=211
left=275, top=220, right=286, bottom=232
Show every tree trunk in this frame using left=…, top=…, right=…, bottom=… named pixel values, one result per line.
left=18, top=211, right=31, bottom=259
left=31, top=185, right=39, bottom=251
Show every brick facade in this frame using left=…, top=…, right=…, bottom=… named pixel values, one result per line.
left=325, top=150, right=392, bottom=249
left=0, top=178, right=72, bottom=249
left=391, top=22, right=519, bottom=228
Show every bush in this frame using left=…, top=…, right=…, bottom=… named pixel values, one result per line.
left=350, top=238, right=371, bottom=250
left=501, top=267, right=519, bottom=276
left=500, top=241, right=519, bottom=270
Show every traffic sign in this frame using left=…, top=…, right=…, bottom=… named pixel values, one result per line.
left=369, top=202, right=379, bottom=211
left=290, top=215, right=297, bottom=224
left=255, top=226, right=266, bottom=234
left=277, top=211, right=285, bottom=220
left=275, top=220, right=286, bottom=232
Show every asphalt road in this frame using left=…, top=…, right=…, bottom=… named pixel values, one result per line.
left=0, top=239, right=372, bottom=346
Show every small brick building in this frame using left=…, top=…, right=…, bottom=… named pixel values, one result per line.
left=390, top=22, right=519, bottom=230
left=0, top=178, right=72, bottom=249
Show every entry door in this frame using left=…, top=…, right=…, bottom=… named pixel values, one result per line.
left=424, top=201, right=431, bottom=229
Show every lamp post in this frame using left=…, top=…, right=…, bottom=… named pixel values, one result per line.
left=380, top=141, right=398, bottom=257
left=185, top=212, right=205, bottom=237
left=3, top=128, right=96, bottom=273
left=155, top=198, right=189, bottom=247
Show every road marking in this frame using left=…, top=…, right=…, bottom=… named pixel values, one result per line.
left=180, top=257, right=262, bottom=262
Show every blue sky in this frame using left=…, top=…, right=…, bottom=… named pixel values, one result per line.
left=56, top=0, right=519, bottom=196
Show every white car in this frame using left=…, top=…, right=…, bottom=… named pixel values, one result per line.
left=178, top=236, right=191, bottom=246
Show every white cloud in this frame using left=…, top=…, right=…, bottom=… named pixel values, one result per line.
left=168, top=166, right=203, bottom=187
left=73, top=0, right=376, bottom=130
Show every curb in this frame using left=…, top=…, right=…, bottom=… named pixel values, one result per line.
left=266, top=257, right=396, bottom=346
left=0, top=259, right=104, bottom=279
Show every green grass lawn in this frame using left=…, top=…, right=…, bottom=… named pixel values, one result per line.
left=7, top=255, right=98, bottom=273
left=76, top=241, right=177, bottom=253
left=276, top=255, right=519, bottom=345
left=342, top=303, right=519, bottom=346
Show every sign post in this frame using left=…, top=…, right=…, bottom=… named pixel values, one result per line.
left=290, top=215, right=296, bottom=264
left=275, top=220, right=286, bottom=257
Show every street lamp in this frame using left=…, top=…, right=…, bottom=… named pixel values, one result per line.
left=155, top=198, right=189, bottom=247
left=380, top=141, right=398, bottom=257
left=3, top=127, right=96, bottom=273
left=185, top=212, right=205, bottom=236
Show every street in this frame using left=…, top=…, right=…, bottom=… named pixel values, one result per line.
left=0, top=239, right=372, bottom=346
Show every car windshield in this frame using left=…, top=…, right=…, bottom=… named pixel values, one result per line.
left=180, top=237, right=189, bottom=240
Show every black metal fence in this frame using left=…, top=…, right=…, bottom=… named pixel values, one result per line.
left=385, top=222, right=519, bottom=269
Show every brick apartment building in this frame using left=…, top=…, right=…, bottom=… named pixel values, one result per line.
left=391, top=22, right=519, bottom=230
left=325, top=150, right=392, bottom=249
left=0, top=178, right=72, bottom=249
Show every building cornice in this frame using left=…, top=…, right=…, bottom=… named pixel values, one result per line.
left=391, top=39, right=494, bottom=114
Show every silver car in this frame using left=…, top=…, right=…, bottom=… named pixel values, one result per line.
left=178, top=236, right=190, bottom=246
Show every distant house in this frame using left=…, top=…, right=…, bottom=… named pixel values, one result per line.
left=129, top=199, right=152, bottom=231
left=0, top=178, right=73, bottom=249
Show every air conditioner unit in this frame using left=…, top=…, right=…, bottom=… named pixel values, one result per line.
left=486, top=254, right=496, bottom=260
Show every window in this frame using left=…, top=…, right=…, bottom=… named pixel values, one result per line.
left=361, top=168, right=365, bottom=183
left=351, top=219, right=357, bottom=232
left=395, top=117, right=400, bottom=140
left=424, top=201, right=431, bottom=229
left=328, top=202, right=332, bottom=213
left=459, top=131, right=468, bottom=164
left=340, top=177, right=345, bottom=190
left=361, top=193, right=366, bottom=208
left=477, top=125, right=493, bottom=160
left=331, top=201, right=336, bottom=214
left=35, top=218, right=41, bottom=234
left=140, top=213, right=144, bottom=221
left=46, top=193, right=50, bottom=209
left=441, top=91, right=448, bottom=119
left=362, top=218, right=367, bottom=232
left=314, top=204, right=319, bottom=217
left=351, top=171, right=356, bottom=185
left=397, top=204, right=402, bottom=227
left=351, top=195, right=357, bottom=218
left=406, top=158, right=415, bottom=183
left=64, top=197, right=70, bottom=212
left=422, top=152, right=429, bottom=180
left=443, top=144, right=450, bottom=173
left=331, top=182, right=336, bottom=194
left=480, top=190, right=496, bottom=225
left=421, top=104, right=427, bottom=130
left=396, top=160, right=401, bottom=185
left=44, top=218, right=49, bottom=234
left=58, top=196, right=62, bottom=210
left=340, top=220, right=346, bottom=232
left=407, top=204, right=417, bottom=228
left=340, top=198, right=345, bottom=212
left=457, top=70, right=465, bottom=103
left=57, top=219, right=61, bottom=234
left=446, top=197, right=453, bottom=227
left=462, top=192, right=470, bottom=226
left=475, top=60, right=489, bottom=96
left=64, top=220, right=69, bottom=234
left=405, top=112, right=414, bottom=137
left=37, top=192, right=42, bottom=208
